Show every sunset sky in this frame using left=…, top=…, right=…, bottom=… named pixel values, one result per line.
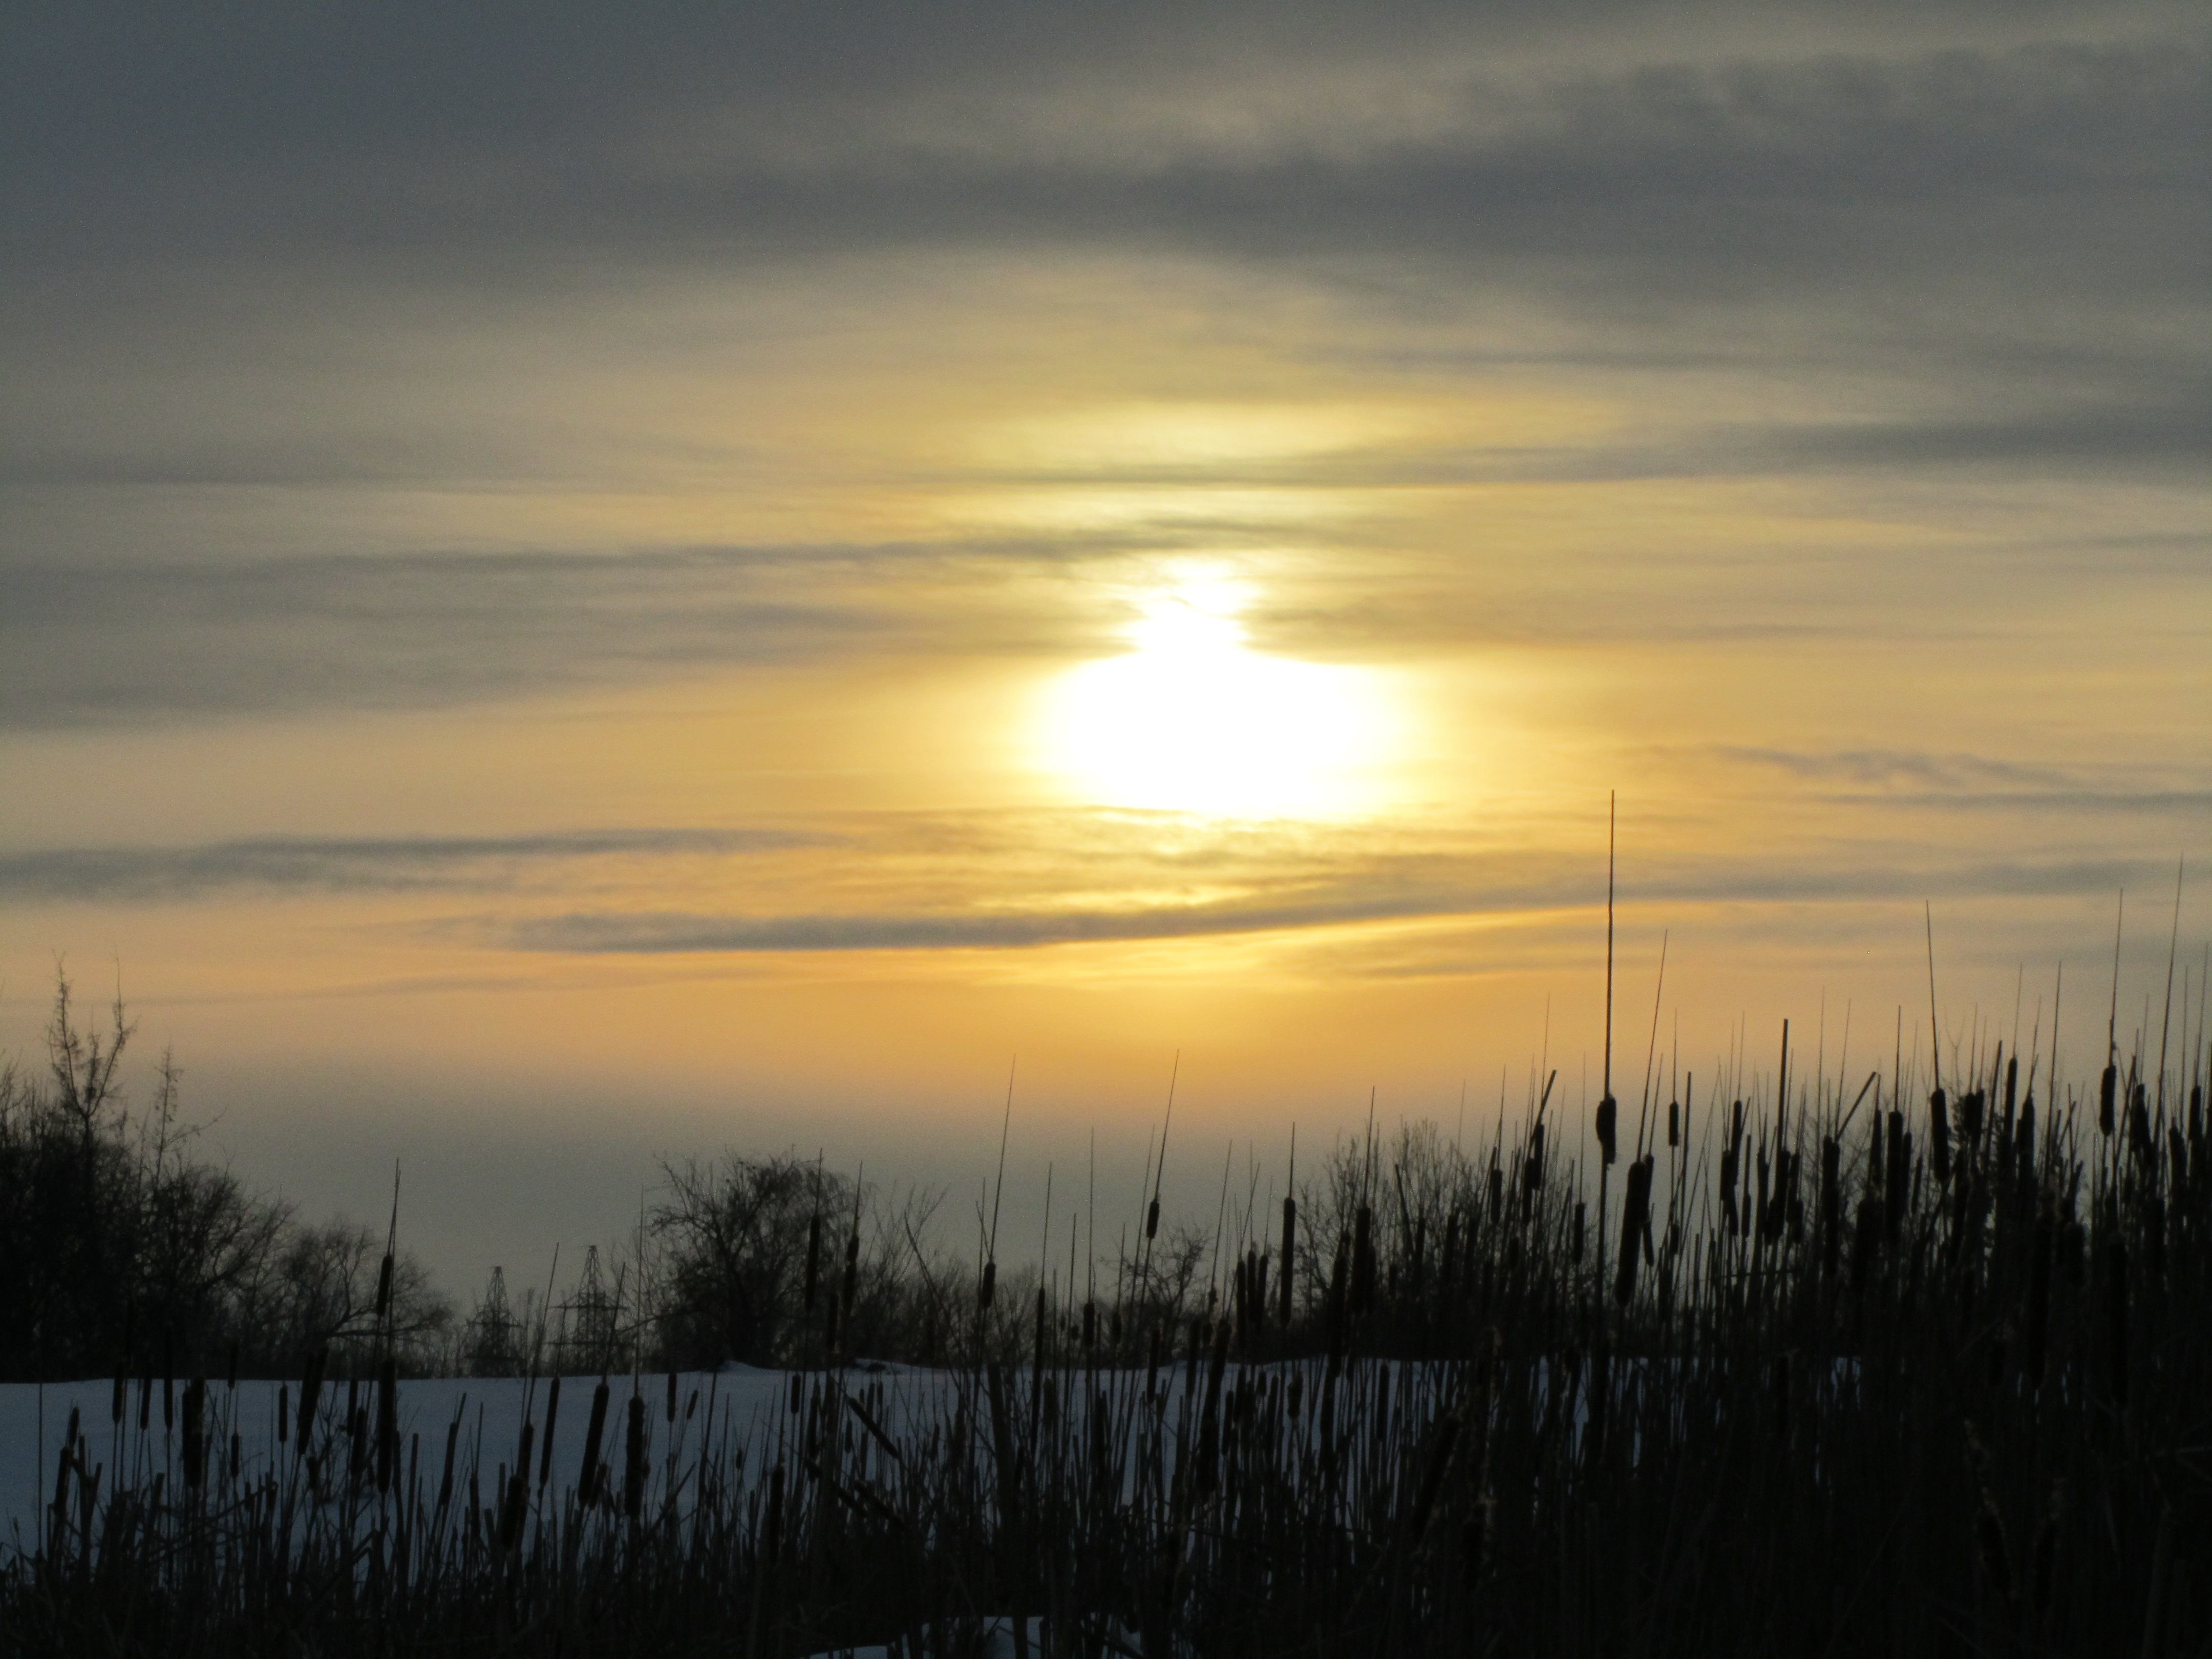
left=4, top=5, right=2206, bottom=1287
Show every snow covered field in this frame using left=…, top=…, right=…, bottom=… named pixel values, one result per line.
left=0, top=1365, right=964, bottom=1550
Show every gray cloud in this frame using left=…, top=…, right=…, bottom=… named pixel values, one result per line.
left=1703, top=747, right=2212, bottom=818
left=0, top=546, right=894, bottom=728
left=0, top=828, right=822, bottom=903
left=501, top=853, right=2166, bottom=955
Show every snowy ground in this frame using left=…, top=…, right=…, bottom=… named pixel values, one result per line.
left=0, top=1365, right=964, bottom=1551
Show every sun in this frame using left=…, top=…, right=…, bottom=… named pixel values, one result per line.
left=1035, top=579, right=1398, bottom=817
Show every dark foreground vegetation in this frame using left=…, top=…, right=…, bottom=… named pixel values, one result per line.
left=4, top=979, right=2209, bottom=1655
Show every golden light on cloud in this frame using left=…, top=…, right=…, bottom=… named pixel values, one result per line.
left=1033, top=571, right=1403, bottom=817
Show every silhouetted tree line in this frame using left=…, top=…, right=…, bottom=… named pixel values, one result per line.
left=0, top=979, right=450, bottom=1381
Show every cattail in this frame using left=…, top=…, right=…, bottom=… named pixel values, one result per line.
left=182, top=1378, right=206, bottom=1489
left=277, top=1383, right=289, bottom=1445
left=347, top=1401, right=368, bottom=1489
left=2128, top=1084, right=2153, bottom=1160
left=578, top=1380, right=610, bottom=1507
left=2022, top=1217, right=2052, bottom=1390
left=1963, top=1419, right=2013, bottom=1598
left=138, top=1369, right=152, bottom=1434
left=623, top=1392, right=647, bottom=1519
left=110, top=1372, right=125, bottom=1427
left=1930, top=1090, right=1952, bottom=1184
left=1819, top=1137, right=1841, bottom=1282
left=1146, top=1197, right=1160, bottom=1241
left=375, top=1356, right=398, bottom=1495
left=296, top=1346, right=326, bottom=1450
left=2031, top=1478, right=2066, bottom=1617
left=2104, top=1242, right=2129, bottom=1407
left=764, top=1464, right=785, bottom=1566
left=803, top=1208, right=822, bottom=1312
left=1572, top=1200, right=1586, bottom=1265
left=2099, top=1063, right=2117, bottom=1136
left=535, top=1375, right=561, bottom=1487
left=1524, top=1121, right=1545, bottom=1192
left=1720, top=1145, right=1739, bottom=1232
left=979, top=1258, right=996, bottom=1311
left=437, top=1414, right=459, bottom=1514
left=1596, top=1095, right=1619, bottom=1166
left=1667, top=1099, right=1679, bottom=1147
left=1884, top=1113, right=1909, bottom=1244
left=1351, top=1205, right=1375, bottom=1317
left=1613, top=1157, right=1653, bottom=1306
left=1278, top=1194, right=1297, bottom=1327
left=1960, top=1087, right=1984, bottom=1148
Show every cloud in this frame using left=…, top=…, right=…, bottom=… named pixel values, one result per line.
left=1702, top=747, right=2212, bottom=817
left=498, top=852, right=2167, bottom=955
left=0, top=546, right=898, bottom=729
left=0, top=828, right=823, bottom=903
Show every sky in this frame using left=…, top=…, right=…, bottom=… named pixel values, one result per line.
left=3, top=4, right=2207, bottom=1293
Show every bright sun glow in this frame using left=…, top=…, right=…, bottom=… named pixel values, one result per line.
left=1037, top=578, right=1399, bottom=817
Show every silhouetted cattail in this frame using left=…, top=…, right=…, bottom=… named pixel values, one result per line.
left=803, top=1208, right=822, bottom=1312
left=579, top=1380, right=610, bottom=1506
left=622, top=1392, right=647, bottom=1519
left=1350, top=1205, right=1375, bottom=1316
left=296, top=1346, right=326, bottom=1449
left=1884, top=1113, right=1910, bottom=1244
left=539, top=1375, right=560, bottom=1488
left=375, top=1356, right=398, bottom=1495
left=1960, top=1086, right=1983, bottom=1147
left=979, top=1258, right=996, bottom=1310
left=2104, top=1243, right=2129, bottom=1407
left=2128, top=1084, right=2153, bottom=1160
left=2031, top=1478, right=2065, bottom=1617
left=1524, top=1122, right=1544, bottom=1193
left=1613, top=1157, right=1653, bottom=1306
left=182, top=1378, right=206, bottom=1489
left=1146, top=1197, right=1160, bottom=1241
left=1930, top=1090, right=1952, bottom=1184
left=1667, top=1099, right=1679, bottom=1147
left=1279, top=1194, right=1296, bottom=1327
left=375, top=1251, right=394, bottom=1324
left=1819, top=1137, right=1841, bottom=1282
left=2099, top=1063, right=2117, bottom=1136
left=2024, top=1216, right=2052, bottom=1390
left=1572, top=1200, right=1585, bottom=1265
left=437, top=1414, right=459, bottom=1514
left=1963, top=1419, right=2013, bottom=1598
left=1596, top=1095, right=1618, bottom=1166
